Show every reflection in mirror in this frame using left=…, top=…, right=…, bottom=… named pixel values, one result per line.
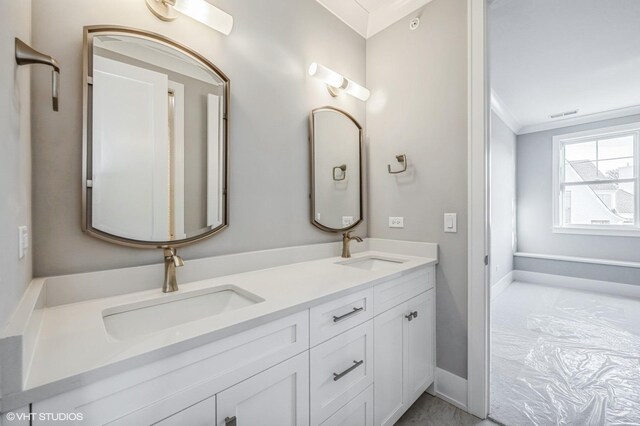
left=310, top=107, right=363, bottom=232
left=83, top=27, right=229, bottom=247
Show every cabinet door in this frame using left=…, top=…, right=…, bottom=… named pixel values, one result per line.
left=405, top=290, right=435, bottom=404
left=374, top=290, right=436, bottom=426
left=216, top=352, right=309, bottom=426
left=373, top=301, right=408, bottom=426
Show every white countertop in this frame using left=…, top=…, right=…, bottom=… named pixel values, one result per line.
left=0, top=239, right=437, bottom=411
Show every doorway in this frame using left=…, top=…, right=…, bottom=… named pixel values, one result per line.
left=487, top=1, right=640, bottom=424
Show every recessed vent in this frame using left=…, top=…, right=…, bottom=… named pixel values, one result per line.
left=549, top=109, right=579, bottom=119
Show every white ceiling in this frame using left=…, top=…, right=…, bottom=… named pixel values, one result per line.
left=490, top=0, right=640, bottom=134
left=316, top=0, right=434, bottom=39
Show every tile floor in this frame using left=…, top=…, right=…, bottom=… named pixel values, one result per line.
left=396, top=393, right=497, bottom=426
left=490, top=281, right=640, bottom=425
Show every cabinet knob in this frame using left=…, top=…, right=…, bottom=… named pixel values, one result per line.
left=405, top=313, right=413, bottom=321
left=412, top=311, right=418, bottom=319
left=225, top=416, right=237, bottom=426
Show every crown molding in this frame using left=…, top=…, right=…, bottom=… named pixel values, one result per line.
left=490, top=88, right=640, bottom=136
left=518, top=104, right=640, bottom=135
left=490, top=89, right=522, bottom=134
left=316, top=0, right=434, bottom=39
left=367, top=0, right=434, bottom=38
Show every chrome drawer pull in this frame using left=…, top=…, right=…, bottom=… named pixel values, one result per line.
left=333, top=307, right=364, bottom=323
left=333, top=359, right=364, bottom=381
left=225, top=416, right=237, bottom=426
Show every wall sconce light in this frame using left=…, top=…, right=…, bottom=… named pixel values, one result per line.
left=308, top=62, right=370, bottom=102
left=146, top=0, right=233, bottom=35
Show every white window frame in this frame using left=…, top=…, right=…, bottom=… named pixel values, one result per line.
left=552, top=122, right=640, bottom=237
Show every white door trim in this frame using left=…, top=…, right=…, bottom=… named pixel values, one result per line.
left=467, top=0, right=490, bottom=419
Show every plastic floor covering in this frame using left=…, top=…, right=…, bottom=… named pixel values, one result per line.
left=490, top=281, right=640, bottom=426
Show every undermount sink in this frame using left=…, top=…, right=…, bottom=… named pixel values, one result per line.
left=337, top=255, right=408, bottom=271
left=103, top=285, right=264, bottom=340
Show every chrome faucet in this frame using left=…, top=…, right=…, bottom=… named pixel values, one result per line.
left=341, top=231, right=363, bottom=258
left=163, top=247, right=184, bottom=293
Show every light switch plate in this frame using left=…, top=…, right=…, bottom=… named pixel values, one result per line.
left=444, top=213, right=457, bottom=233
left=18, top=226, right=28, bottom=259
left=389, top=217, right=404, bottom=228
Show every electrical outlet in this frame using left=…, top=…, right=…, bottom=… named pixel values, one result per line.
left=389, top=217, right=404, bottom=228
left=18, top=226, right=28, bottom=259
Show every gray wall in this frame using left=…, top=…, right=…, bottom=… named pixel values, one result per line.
left=366, top=0, right=469, bottom=378
left=516, top=114, right=640, bottom=282
left=0, top=1, right=32, bottom=329
left=490, top=112, right=515, bottom=285
left=31, top=0, right=367, bottom=277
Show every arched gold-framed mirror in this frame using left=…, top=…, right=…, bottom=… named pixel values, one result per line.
left=81, top=25, right=230, bottom=248
left=309, top=106, right=364, bottom=233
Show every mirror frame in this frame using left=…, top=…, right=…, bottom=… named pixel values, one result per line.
left=81, top=25, right=230, bottom=248
left=309, top=106, right=364, bottom=233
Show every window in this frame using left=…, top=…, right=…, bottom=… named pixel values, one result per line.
left=552, top=123, right=640, bottom=236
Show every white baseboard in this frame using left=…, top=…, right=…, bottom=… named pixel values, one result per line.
left=434, top=367, right=468, bottom=411
left=491, top=271, right=514, bottom=300
left=514, top=270, right=640, bottom=299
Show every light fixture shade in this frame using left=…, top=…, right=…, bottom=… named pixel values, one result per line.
left=308, top=62, right=369, bottom=102
left=344, top=79, right=370, bottom=101
left=308, top=62, right=345, bottom=88
left=174, top=0, right=234, bottom=35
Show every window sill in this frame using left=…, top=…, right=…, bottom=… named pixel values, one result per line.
left=515, top=252, right=640, bottom=269
left=552, top=226, right=640, bottom=238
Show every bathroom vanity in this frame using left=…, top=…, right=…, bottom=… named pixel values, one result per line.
left=0, top=240, right=436, bottom=426
left=0, top=23, right=436, bottom=426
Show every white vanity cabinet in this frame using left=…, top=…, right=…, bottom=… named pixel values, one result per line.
left=374, top=290, right=435, bottom=426
left=31, top=311, right=309, bottom=425
left=25, top=263, right=435, bottom=426
left=310, top=265, right=435, bottom=426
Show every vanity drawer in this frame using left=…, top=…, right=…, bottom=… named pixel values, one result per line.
left=310, top=287, right=373, bottom=347
left=310, top=320, right=374, bottom=425
left=374, top=266, right=433, bottom=315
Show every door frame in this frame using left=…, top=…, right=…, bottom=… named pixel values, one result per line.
left=466, top=0, right=490, bottom=419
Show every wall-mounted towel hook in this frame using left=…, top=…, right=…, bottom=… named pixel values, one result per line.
left=15, top=38, right=60, bottom=111
left=333, top=164, right=347, bottom=181
left=388, top=154, right=407, bottom=174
